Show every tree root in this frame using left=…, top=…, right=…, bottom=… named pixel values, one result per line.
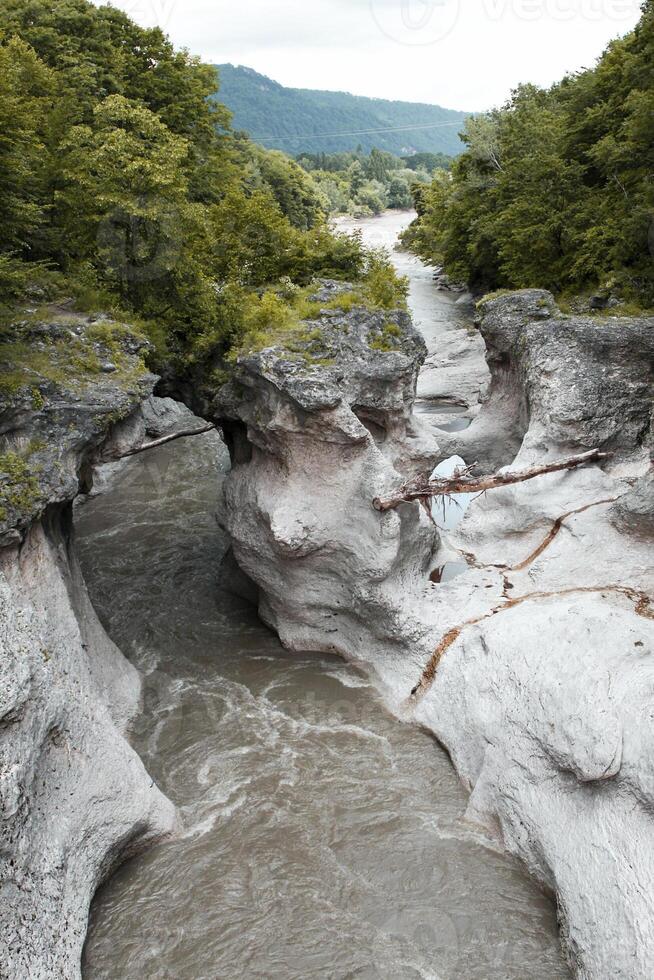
left=431, top=496, right=623, bottom=585
left=499, top=496, right=622, bottom=573
left=410, top=584, right=653, bottom=702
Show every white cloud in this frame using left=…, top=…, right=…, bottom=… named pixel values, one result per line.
left=99, top=0, right=643, bottom=110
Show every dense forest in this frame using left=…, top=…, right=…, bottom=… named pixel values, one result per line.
left=2, top=0, right=650, bottom=386
left=404, top=0, right=654, bottom=307
left=215, top=64, right=468, bottom=157
left=296, top=148, right=452, bottom=217
left=0, top=0, right=408, bottom=379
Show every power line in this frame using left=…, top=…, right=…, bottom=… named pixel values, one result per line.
left=252, top=120, right=465, bottom=142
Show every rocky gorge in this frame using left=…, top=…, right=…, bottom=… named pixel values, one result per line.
left=0, top=215, right=653, bottom=979
left=0, top=313, right=184, bottom=978
left=212, top=218, right=654, bottom=977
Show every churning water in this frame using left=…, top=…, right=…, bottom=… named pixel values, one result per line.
left=79, top=212, right=569, bottom=980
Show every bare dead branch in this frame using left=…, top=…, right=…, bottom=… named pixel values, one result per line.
left=112, top=423, right=216, bottom=460
left=372, top=449, right=611, bottom=514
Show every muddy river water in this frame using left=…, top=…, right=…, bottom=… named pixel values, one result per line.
left=79, top=213, right=569, bottom=980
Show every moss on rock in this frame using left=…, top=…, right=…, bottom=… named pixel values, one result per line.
left=0, top=451, right=42, bottom=523
left=0, top=306, right=156, bottom=544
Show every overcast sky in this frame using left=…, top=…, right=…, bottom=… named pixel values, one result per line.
left=105, top=0, right=643, bottom=110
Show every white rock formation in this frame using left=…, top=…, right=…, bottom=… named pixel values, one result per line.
left=0, top=317, right=176, bottom=978
left=0, top=520, right=175, bottom=979
left=216, top=292, right=654, bottom=978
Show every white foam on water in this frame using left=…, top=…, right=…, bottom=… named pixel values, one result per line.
left=416, top=813, right=505, bottom=856
left=196, top=746, right=254, bottom=787
left=323, top=668, right=373, bottom=689
left=179, top=793, right=248, bottom=840
left=132, top=642, right=161, bottom=675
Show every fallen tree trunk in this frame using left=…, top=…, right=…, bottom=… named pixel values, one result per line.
left=112, top=423, right=216, bottom=459
left=372, top=449, right=610, bottom=513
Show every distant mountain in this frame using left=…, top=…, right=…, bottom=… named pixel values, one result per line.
left=215, top=65, right=469, bottom=157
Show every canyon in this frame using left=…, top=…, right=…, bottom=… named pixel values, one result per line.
left=1, top=212, right=652, bottom=979
left=215, top=215, right=654, bottom=977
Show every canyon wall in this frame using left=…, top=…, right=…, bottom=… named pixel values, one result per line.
left=2, top=291, right=652, bottom=978
left=216, top=291, right=654, bottom=979
left=0, top=315, right=176, bottom=979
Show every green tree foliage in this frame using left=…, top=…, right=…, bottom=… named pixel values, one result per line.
left=241, top=144, right=325, bottom=230
left=387, top=177, right=414, bottom=210
left=401, top=152, right=452, bottom=172
left=364, top=148, right=394, bottom=182
left=406, top=1, right=654, bottom=303
left=58, top=95, right=192, bottom=278
left=0, top=0, right=231, bottom=139
left=209, top=188, right=298, bottom=286
left=0, top=0, right=392, bottom=372
left=0, top=37, right=54, bottom=253
left=296, top=149, right=438, bottom=217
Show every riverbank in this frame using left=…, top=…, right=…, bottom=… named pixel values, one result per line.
left=0, top=320, right=177, bottom=978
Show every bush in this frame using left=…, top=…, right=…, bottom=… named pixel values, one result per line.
left=0, top=255, right=60, bottom=314
left=364, top=250, right=409, bottom=309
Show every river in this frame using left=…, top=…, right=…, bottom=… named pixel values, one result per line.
left=79, top=212, right=569, bottom=980
left=334, top=210, right=472, bottom=354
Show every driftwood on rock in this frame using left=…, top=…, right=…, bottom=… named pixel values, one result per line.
left=113, top=423, right=215, bottom=459
left=372, top=449, right=610, bottom=513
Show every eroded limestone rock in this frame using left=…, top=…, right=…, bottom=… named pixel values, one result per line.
left=217, top=294, right=654, bottom=979
left=447, top=289, right=654, bottom=469
left=0, top=314, right=176, bottom=979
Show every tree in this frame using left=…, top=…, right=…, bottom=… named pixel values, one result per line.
left=209, top=188, right=298, bottom=286
left=0, top=37, right=54, bottom=254
left=405, top=1, right=654, bottom=303
left=365, top=147, right=394, bottom=182
left=243, top=146, right=325, bottom=230
left=353, top=180, right=387, bottom=216
left=348, top=160, right=365, bottom=196
left=387, top=176, right=413, bottom=210
left=58, top=95, right=193, bottom=306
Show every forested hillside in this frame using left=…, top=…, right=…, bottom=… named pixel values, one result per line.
left=0, top=0, right=406, bottom=382
left=405, top=0, right=654, bottom=306
left=215, top=65, right=468, bottom=156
